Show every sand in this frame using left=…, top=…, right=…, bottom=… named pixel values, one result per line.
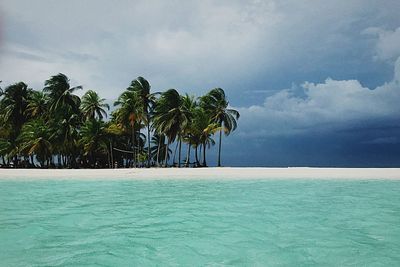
left=0, top=167, right=400, bottom=180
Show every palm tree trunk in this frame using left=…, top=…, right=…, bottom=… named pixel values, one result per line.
left=137, top=128, right=141, bottom=167
left=106, top=148, right=110, bottom=169
left=172, top=141, right=178, bottom=165
left=217, top=129, right=222, bottom=167
left=195, top=145, right=199, bottom=167
left=156, top=135, right=161, bottom=166
left=202, top=142, right=207, bottom=167
left=110, top=141, right=114, bottom=169
left=147, top=116, right=151, bottom=168
left=163, top=140, right=170, bottom=167
left=132, top=125, right=136, bottom=168
left=178, top=137, right=182, bottom=168
left=199, top=144, right=203, bottom=166
left=185, top=141, right=191, bottom=167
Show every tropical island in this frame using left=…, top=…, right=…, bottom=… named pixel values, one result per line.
left=0, top=74, right=239, bottom=169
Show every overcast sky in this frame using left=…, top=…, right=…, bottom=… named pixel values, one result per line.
left=1, top=0, right=399, bottom=166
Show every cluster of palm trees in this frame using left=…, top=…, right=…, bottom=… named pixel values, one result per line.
left=0, top=74, right=239, bottom=168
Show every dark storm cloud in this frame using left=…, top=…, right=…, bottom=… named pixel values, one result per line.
left=1, top=0, right=398, bottom=99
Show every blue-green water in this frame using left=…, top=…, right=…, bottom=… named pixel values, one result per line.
left=1, top=179, right=400, bottom=266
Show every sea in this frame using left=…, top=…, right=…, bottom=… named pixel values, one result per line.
left=1, top=178, right=399, bottom=266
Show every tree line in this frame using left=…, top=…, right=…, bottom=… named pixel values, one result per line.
left=0, top=74, right=239, bottom=168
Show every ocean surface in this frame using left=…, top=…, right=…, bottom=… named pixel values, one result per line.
left=1, top=178, right=400, bottom=266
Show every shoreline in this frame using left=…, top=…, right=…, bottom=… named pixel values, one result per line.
left=0, top=167, right=400, bottom=180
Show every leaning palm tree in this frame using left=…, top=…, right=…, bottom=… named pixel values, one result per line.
left=81, top=90, right=110, bottom=121
left=43, top=73, right=82, bottom=113
left=43, top=74, right=83, bottom=167
left=153, top=89, right=190, bottom=167
left=200, top=88, right=239, bottom=167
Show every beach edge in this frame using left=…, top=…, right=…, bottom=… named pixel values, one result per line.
left=0, top=167, right=400, bottom=180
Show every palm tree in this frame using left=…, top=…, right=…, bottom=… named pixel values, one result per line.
left=191, top=107, right=218, bottom=167
left=153, top=89, right=190, bottom=167
left=26, top=91, right=49, bottom=119
left=0, top=76, right=239, bottom=169
left=104, top=120, right=129, bottom=168
left=0, top=82, right=31, bottom=166
left=81, top=90, right=110, bottom=121
left=50, top=112, right=81, bottom=167
left=114, top=89, right=144, bottom=167
left=128, top=77, right=156, bottom=167
left=18, top=119, right=52, bottom=167
left=200, top=88, right=239, bottom=167
left=43, top=73, right=82, bottom=113
left=80, top=119, right=108, bottom=167
left=181, top=94, right=197, bottom=167
left=43, top=74, right=82, bottom=167
left=1, top=82, right=31, bottom=134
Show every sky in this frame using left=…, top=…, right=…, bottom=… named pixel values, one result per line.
left=0, top=0, right=399, bottom=166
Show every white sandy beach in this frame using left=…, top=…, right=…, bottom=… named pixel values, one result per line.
left=0, top=167, right=400, bottom=180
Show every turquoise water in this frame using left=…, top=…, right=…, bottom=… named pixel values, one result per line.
left=1, top=179, right=400, bottom=266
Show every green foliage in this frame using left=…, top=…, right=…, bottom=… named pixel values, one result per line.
left=200, top=88, right=240, bottom=135
left=153, top=89, right=190, bottom=142
left=200, top=88, right=240, bottom=166
left=81, top=90, right=109, bottom=121
left=26, top=91, right=49, bottom=119
left=80, top=119, right=108, bottom=166
left=0, top=75, right=238, bottom=168
left=18, top=119, right=52, bottom=166
left=44, top=73, right=82, bottom=114
left=1, top=82, right=31, bottom=135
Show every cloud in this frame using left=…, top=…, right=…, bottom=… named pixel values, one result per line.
left=0, top=0, right=399, bottom=101
left=363, top=26, right=400, bottom=61
left=235, top=58, right=400, bottom=137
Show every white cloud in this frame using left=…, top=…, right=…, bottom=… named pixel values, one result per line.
left=236, top=58, right=400, bottom=137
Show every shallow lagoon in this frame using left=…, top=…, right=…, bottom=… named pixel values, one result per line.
left=1, top=179, right=400, bottom=266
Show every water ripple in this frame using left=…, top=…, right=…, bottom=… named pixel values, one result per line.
left=1, top=179, right=400, bottom=266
